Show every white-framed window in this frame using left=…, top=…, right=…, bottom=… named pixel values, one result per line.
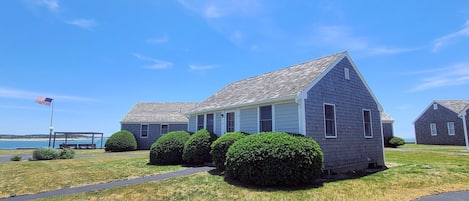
left=324, top=103, right=337, bottom=138
left=447, top=122, right=455, bottom=135
left=141, top=124, right=149, bottom=138
left=259, top=105, right=273, bottom=132
left=344, top=68, right=350, bottom=80
left=433, top=104, right=438, bottom=110
left=226, top=112, right=235, bottom=132
left=363, top=109, right=373, bottom=138
left=206, top=113, right=214, bottom=132
left=197, top=114, right=204, bottom=130
left=161, top=124, right=168, bottom=135
left=430, top=123, right=437, bottom=136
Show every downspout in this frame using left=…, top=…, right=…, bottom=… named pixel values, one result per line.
left=379, top=110, right=385, bottom=164
left=460, top=112, right=469, bottom=151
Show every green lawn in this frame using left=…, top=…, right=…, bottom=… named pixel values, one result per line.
left=0, top=150, right=181, bottom=198
left=37, top=145, right=469, bottom=201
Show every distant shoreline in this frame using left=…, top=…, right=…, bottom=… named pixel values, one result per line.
left=0, top=138, right=98, bottom=142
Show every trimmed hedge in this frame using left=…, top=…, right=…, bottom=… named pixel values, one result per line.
left=225, top=132, right=323, bottom=186
left=389, top=136, right=405, bottom=148
left=210, top=132, right=247, bottom=171
left=149, top=131, right=191, bottom=165
left=105, top=130, right=137, bottom=152
left=183, top=129, right=218, bottom=164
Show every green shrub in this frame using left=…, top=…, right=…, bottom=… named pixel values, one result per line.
left=10, top=155, right=22, bottom=161
left=59, top=148, right=75, bottom=159
left=149, top=131, right=191, bottom=165
left=32, top=147, right=60, bottom=160
left=389, top=136, right=405, bottom=148
left=183, top=129, right=218, bottom=164
left=105, top=130, right=137, bottom=152
left=225, top=132, right=323, bottom=186
left=210, top=132, right=247, bottom=171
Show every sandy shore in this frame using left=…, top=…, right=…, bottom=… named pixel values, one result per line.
left=0, top=138, right=97, bottom=141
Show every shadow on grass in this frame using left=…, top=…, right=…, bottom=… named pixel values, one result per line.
left=207, top=166, right=387, bottom=192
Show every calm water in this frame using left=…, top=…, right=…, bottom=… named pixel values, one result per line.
left=0, top=138, right=108, bottom=149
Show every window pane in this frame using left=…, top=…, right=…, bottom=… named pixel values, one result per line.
left=206, top=114, right=214, bottom=132
left=226, top=112, right=235, bottom=132
left=197, top=115, right=204, bottom=130
left=141, top=124, right=148, bottom=137
left=324, top=104, right=336, bottom=137
left=363, top=110, right=372, bottom=137
left=260, top=106, right=272, bottom=132
left=161, top=125, right=168, bottom=135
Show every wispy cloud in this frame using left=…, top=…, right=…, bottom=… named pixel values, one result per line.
left=146, top=35, right=169, bottom=44
left=26, top=0, right=59, bottom=11
left=301, top=25, right=417, bottom=56
left=178, top=0, right=260, bottom=19
left=410, top=62, right=469, bottom=91
left=65, top=19, right=97, bottom=30
left=0, top=87, right=97, bottom=102
left=133, top=53, right=173, bottom=70
left=433, top=20, right=469, bottom=52
left=189, top=64, right=217, bottom=72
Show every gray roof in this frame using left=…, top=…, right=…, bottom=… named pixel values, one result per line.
left=121, top=102, right=198, bottom=123
left=435, top=100, right=469, bottom=113
left=190, top=51, right=347, bottom=113
left=381, top=112, right=394, bottom=123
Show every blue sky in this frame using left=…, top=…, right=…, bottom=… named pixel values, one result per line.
left=1, top=1, right=469, bottom=139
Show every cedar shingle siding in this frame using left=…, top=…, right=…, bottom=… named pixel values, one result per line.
left=414, top=100, right=469, bottom=146
left=304, top=57, right=384, bottom=171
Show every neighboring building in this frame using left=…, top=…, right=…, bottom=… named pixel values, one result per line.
left=121, top=102, right=198, bottom=149
left=381, top=112, right=395, bottom=146
left=414, top=100, right=469, bottom=146
left=187, top=51, right=385, bottom=173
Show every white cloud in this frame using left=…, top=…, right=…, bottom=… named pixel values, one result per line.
left=179, top=0, right=260, bottom=19
left=146, top=35, right=169, bottom=44
left=133, top=53, right=173, bottom=70
left=27, top=0, right=59, bottom=11
left=0, top=87, right=97, bottom=102
left=410, top=62, right=469, bottom=91
left=204, top=5, right=223, bottom=18
left=189, top=64, right=217, bottom=71
left=433, top=20, right=469, bottom=52
left=65, top=19, right=97, bottom=30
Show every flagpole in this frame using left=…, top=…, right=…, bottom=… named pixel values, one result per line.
left=48, top=100, right=54, bottom=147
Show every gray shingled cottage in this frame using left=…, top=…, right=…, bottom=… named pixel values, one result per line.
left=381, top=112, right=395, bottom=146
left=414, top=100, right=469, bottom=147
left=187, top=51, right=385, bottom=173
left=121, top=102, right=197, bottom=149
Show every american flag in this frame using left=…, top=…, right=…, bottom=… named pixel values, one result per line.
left=35, top=97, right=53, bottom=106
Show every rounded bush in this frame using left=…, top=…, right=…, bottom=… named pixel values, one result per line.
left=225, top=132, right=323, bottom=186
left=389, top=136, right=405, bottom=148
left=59, top=148, right=75, bottom=159
left=210, top=132, right=247, bottom=171
left=33, top=147, right=60, bottom=160
left=183, top=129, right=218, bottom=164
left=105, top=130, right=137, bottom=152
left=149, top=131, right=191, bottom=165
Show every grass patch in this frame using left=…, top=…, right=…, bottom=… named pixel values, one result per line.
left=0, top=151, right=181, bottom=198
left=39, top=146, right=469, bottom=201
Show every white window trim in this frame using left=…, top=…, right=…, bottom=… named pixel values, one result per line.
left=160, top=124, right=169, bottom=135
left=433, top=104, right=438, bottom=110
left=140, top=124, right=149, bottom=138
left=363, top=109, right=373, bottom=138
left=447, top=122, right=455, bottom=136
left=205, top=113, right=214, bottom=132
left=224, top=110, right=237, bottom=134
left=258, top=105, right=274, bottom=132
left=430, top=123, right=437, bottom=136
left=324, top=103, right=337, bottom=138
